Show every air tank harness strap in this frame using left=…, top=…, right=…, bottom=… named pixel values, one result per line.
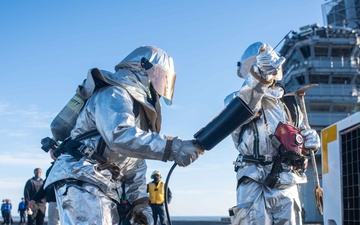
left=234, top=154, right=273, bottom=172
left=56, top=130, right=122, bottom=180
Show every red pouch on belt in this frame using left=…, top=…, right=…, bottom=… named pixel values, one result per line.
left=274, top=122, right=304, bottom=155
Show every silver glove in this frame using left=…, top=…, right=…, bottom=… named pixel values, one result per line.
left=301, top=129, right=320, bottom=155
left=255, top=43, right=285, bottom=77
left=131, top=203, right=154, bottom=225
left=169, top=137, right=204, bottom=167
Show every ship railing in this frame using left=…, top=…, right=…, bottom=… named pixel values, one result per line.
left=304, top=57, right=358, bottom=69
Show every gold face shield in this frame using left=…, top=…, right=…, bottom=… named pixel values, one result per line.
left=141, top=57, right=176, bottom=105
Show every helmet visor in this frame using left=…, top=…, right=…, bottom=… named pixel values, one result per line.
left=238, top=56, right=256, bottom=78
left=147, top=64, right=176, bottom=105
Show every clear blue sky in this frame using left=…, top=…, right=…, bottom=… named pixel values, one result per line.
left=0, top=0, right=324, bottom=217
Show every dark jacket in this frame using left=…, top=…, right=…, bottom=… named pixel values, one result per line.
left=18, top=201, right=26, bottom=211
left=32, top=163, right=56, bottom=203
left=24, top=177, right=46, bottom=211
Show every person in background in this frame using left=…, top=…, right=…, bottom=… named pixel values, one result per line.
left=24, top=168, right=46, bottom=225
left=1, top=199, right=5, bottom=224
left=44, top=45, right=204, bottom=225
left=226, top=42, right=320, bottom=225
left=1, top=199, right=12, bottom=225
left=18, top=198, right=26, bottom=224
left=28, top=150, right=60, bottom=225
left=7, top=200, right=12, bottom=225
left=147, top=170, right=172, bottom=225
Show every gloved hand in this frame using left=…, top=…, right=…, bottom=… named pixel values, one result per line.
left=300, top=129, right=320, bottom=156
left=254, top=43, right=285, bottom=78
left=169, top=137, right=204, bottom=167
left=131, top=202, right=154, bottom=225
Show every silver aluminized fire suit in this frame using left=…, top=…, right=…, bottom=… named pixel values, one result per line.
left=44, top=46, right=203, bottom=225
left=227, top=42, right=320, bottom=225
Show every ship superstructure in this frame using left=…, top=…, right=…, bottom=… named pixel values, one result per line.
left=280, top=23, right=360, bottom=131
left=279, top=0, right=360, bottom=223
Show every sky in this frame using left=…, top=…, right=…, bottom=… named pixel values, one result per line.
left=0, top=0, right=325, bottom=218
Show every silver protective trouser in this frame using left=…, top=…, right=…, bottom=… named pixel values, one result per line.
left=230, top=178, right=302, bottom=225
left=47, top=201, right=60, bottom=225
left=228, top=71, right=307, bottom=225
left=55, top=181, right=119, bottom=225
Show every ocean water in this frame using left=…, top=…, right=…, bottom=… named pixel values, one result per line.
left=10, top=216, right=228, bottom=221
left=171, top=216, right=228, bottom=221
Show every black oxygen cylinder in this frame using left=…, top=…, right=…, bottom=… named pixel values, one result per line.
left=194, top=96, right=253, bottom=150
left=50, top=93, right=86, bottom=141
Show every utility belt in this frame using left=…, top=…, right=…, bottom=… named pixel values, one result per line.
left=233, top=154, right=273, bottom=172
left=54, top=130, right=122, bottom=180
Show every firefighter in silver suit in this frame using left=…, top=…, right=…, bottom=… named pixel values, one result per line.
left=44, top=46, right=204, bottom=225
left=227, top=42, right=320, bottom=225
